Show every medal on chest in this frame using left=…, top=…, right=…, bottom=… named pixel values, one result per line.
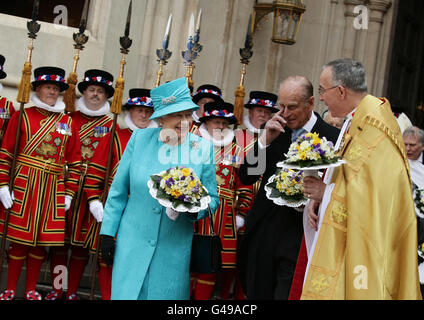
left=0, top=108, right=10, bottom=120
left=93, top=126, right=110, bottom=138
left=56, top=122, right=72, bottom=136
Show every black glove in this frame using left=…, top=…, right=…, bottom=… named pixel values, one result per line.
left=100, top=235, right=115, bottom=267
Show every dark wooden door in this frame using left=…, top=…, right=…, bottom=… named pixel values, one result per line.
left=386, top=0, right=424, bottom=128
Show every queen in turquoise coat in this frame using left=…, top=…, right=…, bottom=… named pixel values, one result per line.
left=100, top=78, right=219, bottom=300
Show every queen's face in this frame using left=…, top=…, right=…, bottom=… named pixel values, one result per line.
left=160, top=109, right=194, bottom=140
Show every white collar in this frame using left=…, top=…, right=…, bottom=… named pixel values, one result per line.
left=333, top=108, right=358, bottom=151
left=243, top=114, right=261, bottom=134
left=302, top=112, right=317, bottom=133
left=124, top=112, right=158, bottom=131
left=31, top=93, right=65, bottom=113
left=0, top=83, right=3, bottom=93
left=192, top=111, right=200, bottom=123
left=420, top=153, right=423, bottom=163
left=76, top=97, right=110, bottom=117
left=199, top=123, right=235, bottom=147
left=346, top=108, right=357, bottom=120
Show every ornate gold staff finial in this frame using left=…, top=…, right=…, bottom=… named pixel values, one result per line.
left=63, top=0, right=90, bottom=113
left=234, top=14, right=254, bottom=125
left=110, top=0, right=133, bottom=115
left=155, top=14, right=173, bottom=87
left=182, top=11, right=202, bottom=89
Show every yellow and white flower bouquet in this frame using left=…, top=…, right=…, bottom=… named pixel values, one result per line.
left=278, top=132, right=344, bottom=171
left=264, top=168, right=308, bottom=208
left=148, top=166, right=211, bottom=213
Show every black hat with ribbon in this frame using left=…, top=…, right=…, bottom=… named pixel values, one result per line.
left=0, top=55, right=7, bottom=79
left=192, top=84, right=224, bottom=104
left=244, top=91, right=279, bottom=113
left=123, top=88, right=153, bottom=110
left=78, top=69, right=115, bottom=98
left=32, top=66, right=69, bottom=92
left=199, top=101, right=238, bottom=125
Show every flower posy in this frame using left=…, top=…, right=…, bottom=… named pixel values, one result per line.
left=267, top=168, right=305, bottom=202
left=414, top=188, right=424, bottom=218
left=151, top=166, right=207, bottom=210
left=285, top=132, right=339, bottom=167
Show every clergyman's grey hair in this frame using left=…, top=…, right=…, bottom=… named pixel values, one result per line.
left=324, top=58, right=368, bottom=93
left=404, top=126, right=424, bottom=146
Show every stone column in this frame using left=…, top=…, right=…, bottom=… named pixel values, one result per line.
left=363, top=0, right=392, bottom=93
left=342, top=0, right=365, bottom=58
left=324, top=0, right=343, bottom=61
left=137, top=0, right=166, bottom=88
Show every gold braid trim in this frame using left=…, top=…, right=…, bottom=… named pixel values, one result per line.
left=362, top=115, right=411, bottom=183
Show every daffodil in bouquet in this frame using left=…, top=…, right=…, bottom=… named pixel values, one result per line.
left=148, top=166, right=211, bottom=213
left=284, top=132, right=340, bottom=168
left=264, top=168, right=307, bottom=207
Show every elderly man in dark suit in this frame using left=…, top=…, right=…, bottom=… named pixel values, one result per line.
left=237, top=75, right=340, bottom=300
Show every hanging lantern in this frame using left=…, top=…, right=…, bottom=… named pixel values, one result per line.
left=253, top=0, right=306, bottom=45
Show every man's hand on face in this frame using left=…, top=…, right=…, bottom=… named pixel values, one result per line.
left=259, top=108, right=286, bottom=147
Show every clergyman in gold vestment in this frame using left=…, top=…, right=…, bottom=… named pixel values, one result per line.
left=301, top=59, right=422, bottom=300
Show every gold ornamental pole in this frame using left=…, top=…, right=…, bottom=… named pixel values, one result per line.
left=182, top=10, right=202, bottom=89
left=234, top=14, right=254, bottom=126
left=63, top=0, right=90, bottom=113
left=155, top=14, right=173, bottom=87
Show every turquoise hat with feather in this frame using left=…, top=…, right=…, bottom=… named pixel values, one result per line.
left=150, top=77, right=199, bottom=120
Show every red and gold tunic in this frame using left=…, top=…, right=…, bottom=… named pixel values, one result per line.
left=235, top=128, right=262, bottom=199
left=67, top=111, right=116, bottom=248
left=0, top=96, right=16, bottom=146
left=193, top=127, right=254, bottom=268
left=0, top=107, right=81, bottom=246
left=83, top=127, right=132, bottom=252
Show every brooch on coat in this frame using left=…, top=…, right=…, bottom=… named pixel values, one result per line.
left=191, top=141, right=200, bottom=150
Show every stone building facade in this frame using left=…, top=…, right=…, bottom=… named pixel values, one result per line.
left=0, top=0, right=422, bottom=125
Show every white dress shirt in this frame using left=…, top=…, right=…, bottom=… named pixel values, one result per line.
left=303, top=108, right=356, bottom=285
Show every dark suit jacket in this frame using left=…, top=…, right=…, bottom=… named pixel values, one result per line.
left=237, top=112, right=340, bottom=299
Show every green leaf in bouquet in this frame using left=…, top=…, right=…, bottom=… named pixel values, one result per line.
left=270, top=189, right=282, bottom=198
left=322, top=156, right=341, bottom=165
left=151, top=175, right=162, bottom=188
left=266, top=181, right=277, bottom=189
left=156, top=188, right=170, bottom=200
left=280, top=192, right=306, bottom=202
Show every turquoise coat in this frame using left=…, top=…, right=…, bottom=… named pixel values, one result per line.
left=100, top=128, right=219, bottom=300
